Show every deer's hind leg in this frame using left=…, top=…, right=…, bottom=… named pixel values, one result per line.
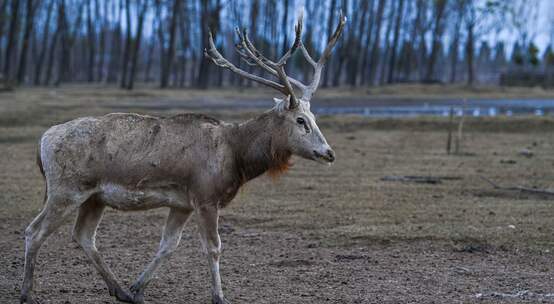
left=72, top=197, right=134, bottom=303
left=196, top=205, right=229, bottom=304
left=130, top=208, right=192, bottom=303
left=21, top=191, right=89, bottom=304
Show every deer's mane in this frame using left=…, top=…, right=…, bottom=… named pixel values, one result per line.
left=267, top=149, right=292, bottom=179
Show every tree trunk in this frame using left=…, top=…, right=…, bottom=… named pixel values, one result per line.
left=466, top=23, right=474, bottom=86
left=379, top=1, right=396, bottom=85
left=45, top=1, right=62, bottom=86
left=387, top=0, right=405, bottom=84
left=449, top=16, right=462, bottom=83
left=177, top=2, right=189, bottom=87
left=4, top=0, right=21, bottom=81
left=107, top=0, right=122, bottom=83
left=34, top=0, right=54, bottom=85
left=55, top=0, right=68, bottom=86
left=245, top=0, right=259, bottom=87
left=96, top=0, right=107, bottom=82
left=0, top=0, right=9, bottom=69
left=425, top=0, right=447, bottom=82
left=144, top=34, right=156, bottom=82
left=56, top=1, right=83, bottom=85
left=17, top=0, right=36, bottom=85
left=281, top=0, right=289, bottom=54
left=367, top=0, right=385, bottom=85
left=156, top=0, right=166, bottom=84
left=161, top=0, right=181, bottom=88
left=359, top=0, right=375, bottom=85
left=120, top=0, right=132, bottom=88
left=322, top=0, right=336, bottom=87
left=86, top=0, right=95, bottom=82
left=404, top=0, right=422, bottom=80
left=347, top=0, right=369, bottom=86
left=196, top=0, right=220, bottom=88
left=127, top=0, right=148, bottom=90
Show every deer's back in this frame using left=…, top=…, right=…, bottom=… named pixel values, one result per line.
left=39, top=113, right=235, bottom=208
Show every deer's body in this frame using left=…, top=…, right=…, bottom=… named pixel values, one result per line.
left=40, top=112, right=281, bottom=212
left=21, top=11, right=345, bottom=304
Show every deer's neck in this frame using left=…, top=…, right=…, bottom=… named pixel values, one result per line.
left=230, top=111, right=291, bottom=184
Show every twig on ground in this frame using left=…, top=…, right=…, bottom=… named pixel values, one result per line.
left=475, top=290, right=554, bottom=299
left=480, top=176, right=554, bottom=196
left=381, top=175, right=462, bottom=184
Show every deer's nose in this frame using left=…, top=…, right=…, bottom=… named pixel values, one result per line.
left=326, top=149, right=335, bottom=163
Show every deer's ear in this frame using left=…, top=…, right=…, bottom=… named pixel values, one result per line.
left=282, top=95, right=293, bottom=110
left=273, top=96, right=294, bottom=111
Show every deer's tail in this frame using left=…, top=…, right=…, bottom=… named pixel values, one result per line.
left=36, top=136, right=47, bottom=205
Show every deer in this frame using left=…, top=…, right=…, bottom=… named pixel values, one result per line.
left=20, top=11, right=346, bottom=304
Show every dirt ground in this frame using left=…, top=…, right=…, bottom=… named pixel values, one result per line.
left=1, top=86, right=554, bottom=303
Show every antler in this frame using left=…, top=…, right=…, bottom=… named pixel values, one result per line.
left=205, top=10, right=346, bottom=108
left=300, top=11, right=347, bottom=100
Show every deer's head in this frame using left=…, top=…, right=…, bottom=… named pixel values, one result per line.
left=205, top=10, right=346, bottom=164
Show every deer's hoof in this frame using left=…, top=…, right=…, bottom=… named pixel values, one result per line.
left=20, top=293, right=41, bottom=304
left=129, top=282, right=146, bottom=304
left=212, top=295, right=231, bottom=304
left=113, top=287, right=135, bottom=303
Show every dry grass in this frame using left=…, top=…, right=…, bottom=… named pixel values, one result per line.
left=1, top=86, right=554, bottom=250
left=1, top=86, right=554, bottom=303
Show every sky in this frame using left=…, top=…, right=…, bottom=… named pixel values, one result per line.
left=490, top=0, right=553, bottom=52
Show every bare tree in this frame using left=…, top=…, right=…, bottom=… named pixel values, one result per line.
left=379, top=0, right=397, bottom=85
left=322, top=0, right=336, bottom=87
left=95, top=0, right=107, bottom=82
left=449, top=0, right=464, bottom=83
left=45, top=0, right=63, bottom=85
left=359, top=0, right=376, bottom=85
left=107, top=0, right=122, bottom=83
left=120, top=0, right=132, bottom=88
left=196, top=0, right=221, bottom=88
left=425, top=0, right=448, bottom=82
left=0, top=0, right=9, bottom=69
left=387, top=0, right=405, bottom=83
left=126, top=0, right=148, bottom=90
left=462, top=0, right=506, bottom=86
left=367, top=0, right=385, bottom=85
left=34, top=0, right=54, bottom=85
left=17, top=0, right=37, bottom=84
left=160, top=0, right=181, bottom=88
left=4, top=0, right=20, bottom=80
left=86, top=0, right=96, bottom=82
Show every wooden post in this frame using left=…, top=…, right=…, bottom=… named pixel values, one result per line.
left=446, top=107, right=454, bottom=154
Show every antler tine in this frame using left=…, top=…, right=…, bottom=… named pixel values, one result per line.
left=241, top=29, right=275, bottom=67
left=205, top=10, right=342, bottom=108
left=270, top=12, right=306, bottom=109
left=318, top=11, right=347, bottom=66
left=299, top=41, right=317, bottom=68
left=235, top=43, right=260, bottom=66
left=238, top=23, right=307, bottom=103
left=237, top=28, right=279, bottom=75
left=301, top=12, right=347, bottom=100
left=276, top=11, right=303, bottom=66
left=204, top=30, right=287, bottom=94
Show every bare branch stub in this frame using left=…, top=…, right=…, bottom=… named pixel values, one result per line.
left=205, top=11, right=347, bottom=107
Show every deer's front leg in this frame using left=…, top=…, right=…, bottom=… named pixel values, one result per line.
left=130, top=208, right=192, bottom=303
left=196, top=205, right=229, bottom=304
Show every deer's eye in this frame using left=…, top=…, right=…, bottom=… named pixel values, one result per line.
left=296, top=117, right=305, bottom=125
